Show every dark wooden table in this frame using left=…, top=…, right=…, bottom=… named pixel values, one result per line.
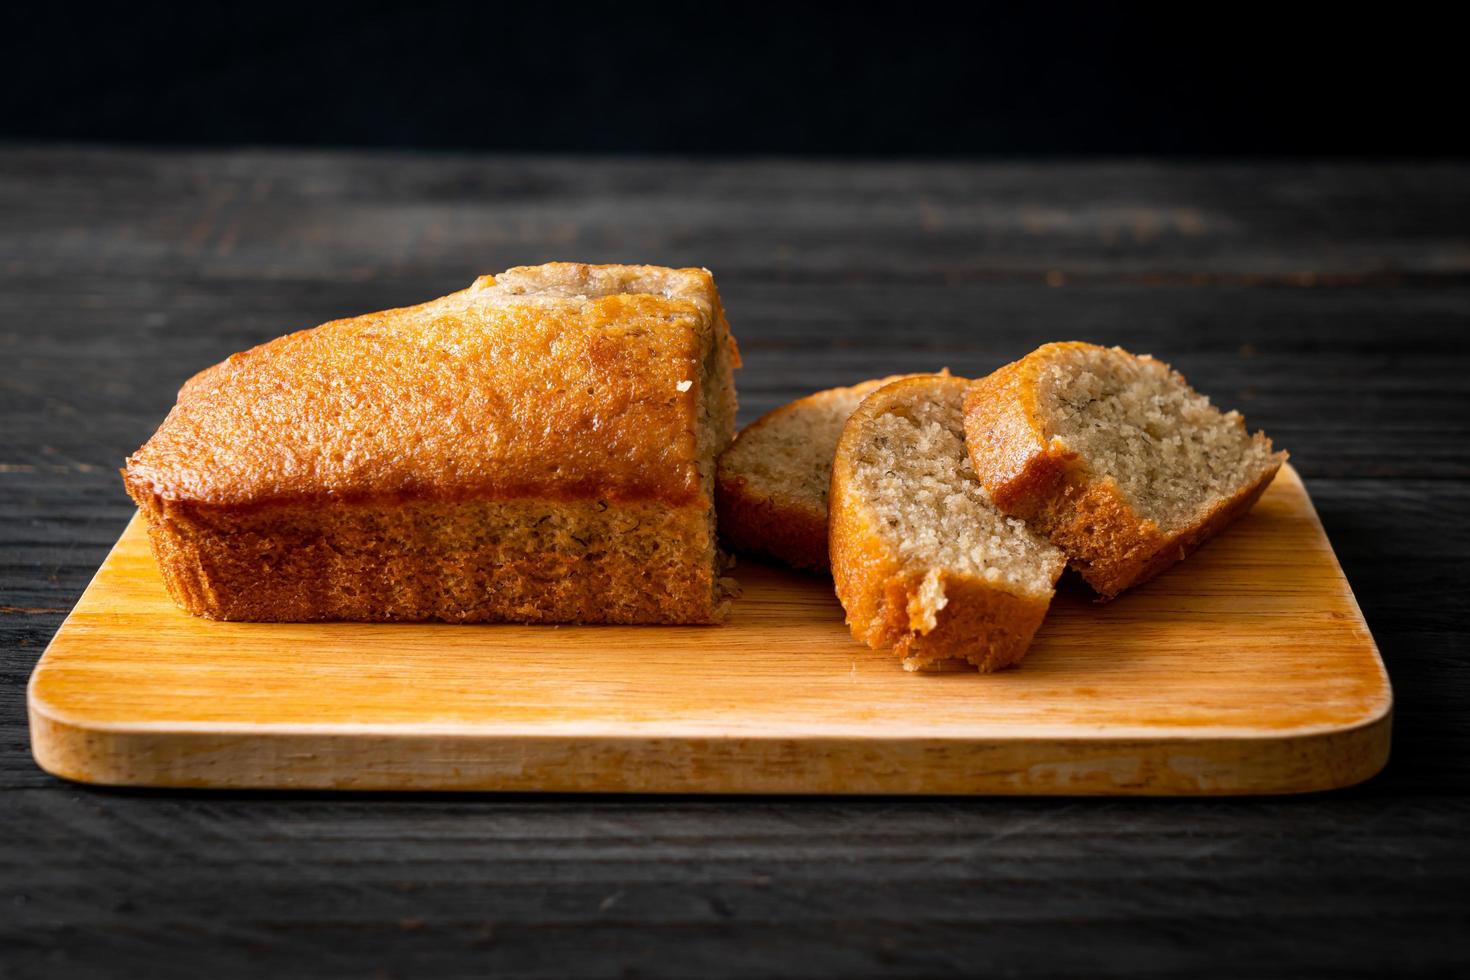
left=3, top=147, right=1467, bottom=978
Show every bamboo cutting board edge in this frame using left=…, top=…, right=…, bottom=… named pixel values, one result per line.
left=27, top=701, right=1391, bottom=796
left=26, top=464, right=1392, bottom=795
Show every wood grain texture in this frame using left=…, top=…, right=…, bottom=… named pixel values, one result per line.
left=3, top=148, right=1468, bottom=978
left=27, top=467, right=1389, bottom=795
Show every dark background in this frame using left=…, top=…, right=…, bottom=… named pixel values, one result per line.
left=4, top=3, right=1466, bottom=156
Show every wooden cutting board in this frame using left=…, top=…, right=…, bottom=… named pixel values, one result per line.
left=27, top=465, right=1390, bottom=795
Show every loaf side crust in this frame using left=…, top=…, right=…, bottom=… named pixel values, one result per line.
left=131, top=490, right=732, bottom=625
left=963, top=343, right=1285, bottom=598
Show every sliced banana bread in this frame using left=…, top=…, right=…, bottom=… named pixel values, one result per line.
left=716, top=373, right=937, bottom=572
left=963, top=342, right=1285, bottom=598
left=829, top=375, right=1066, bottom=672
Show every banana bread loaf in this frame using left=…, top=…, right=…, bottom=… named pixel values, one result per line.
left=123, top=263, right=741, bottom=624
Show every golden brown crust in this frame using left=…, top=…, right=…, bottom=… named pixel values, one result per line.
left=125, top=263, right=730, bottom=509
left=715, top=374, right=929, bottom=573
left=123, top=263, right=739, bottom=625
left=963, top=342, right=1285, bottom=598
left=828, top=376, right=1056, bottom=672
left=957, top=355, right=1067, bottom=514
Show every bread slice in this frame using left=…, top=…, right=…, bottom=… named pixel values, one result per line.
left=829, top=375, right=1066, bottom=672
left=963, top=342, right=1286, bottom=598
left=123, top=263, right=741, bottom=624
left=716, top=373, right=939, bottom=572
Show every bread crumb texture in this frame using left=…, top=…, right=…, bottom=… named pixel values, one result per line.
left=964, top=341, right=1285, bottom=598
left=848, top=384, right=1059, bottom=598
left=1036, top=344, right=1280, bottom=532
left=830, top=375, right=1064, bottom=673
left=716, top=373, right=937, bottom=571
